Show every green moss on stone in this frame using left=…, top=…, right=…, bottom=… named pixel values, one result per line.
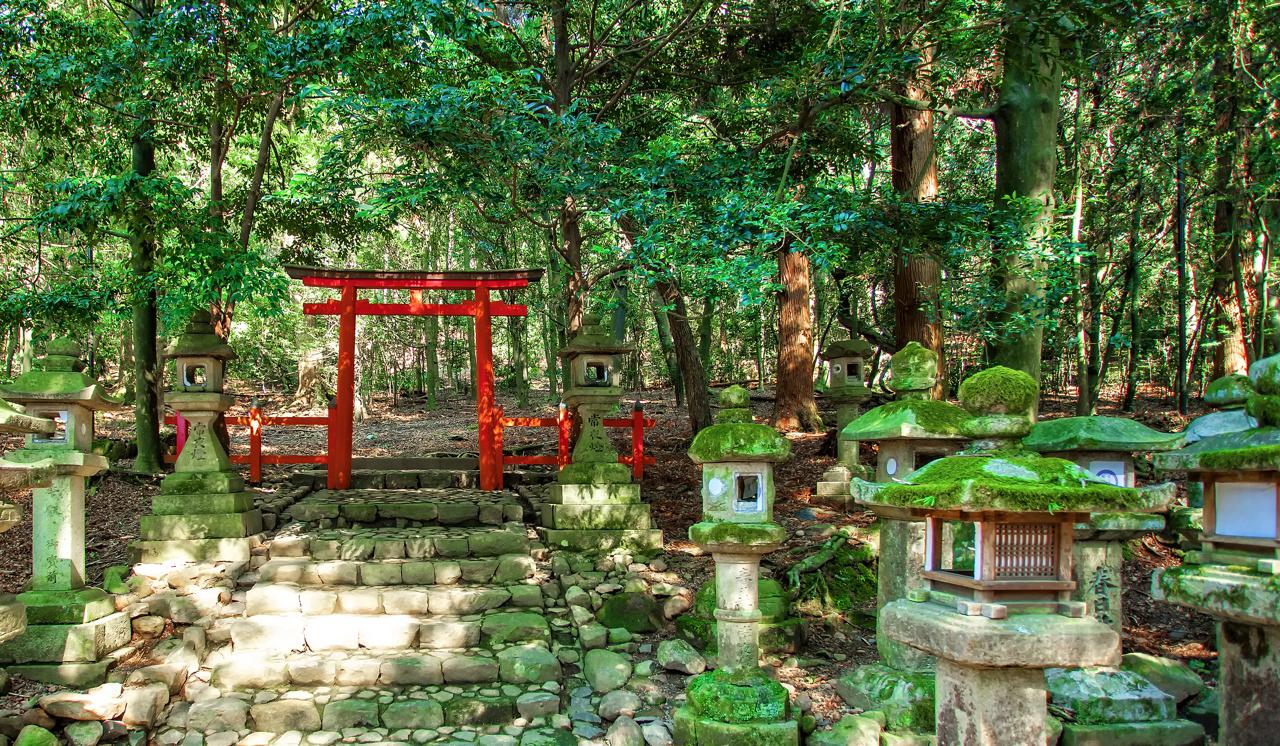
left=1245, top=393, right=1280, bottom=428
left=1205, top=374, right=1252, bottom=408
left=1023, top=416, right=1184, bottom=453
left=888, top=342, right=938, bottom=395
left=720, top=385, right=751, bottom=408
left=958, top=366, right=1038, bottom=416
left=689, top=521, right=787, bottom=546
left=1250, top=353, right=1280, bottom=396
left=686, top=668, right=791, bottom=724
left=688, top=423, right=790, bottom=464
left=840, top=399, right=971, bottom=441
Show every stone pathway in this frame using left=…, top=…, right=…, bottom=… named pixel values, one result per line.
left=155, top=485, right=578, bottom=746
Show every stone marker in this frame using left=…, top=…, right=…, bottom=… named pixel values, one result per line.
left=853, top=366, right=1171, bottom=745
left=540, top=312, right=661, bottom=552
left=673, top=386, right=798, bottom=745
left=0, top=339, right=123, bottom=686
left=1152, top=351, right=1280, bottom=745
left=132, top=311, right=263, bottom=563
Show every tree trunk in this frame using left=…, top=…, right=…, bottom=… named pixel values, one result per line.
left=652, top=297, right=683, bottom=406
left=655, top=277, right=711, bottom=433
left=986, top=1, right=1062, bottom=382
left=773, top=243, right=822, bottom=431
left=1174, top=118, right=1190, bottom=413
left=890, top=52, right=943, bottom=397
left=698, top=294, right=715, bottom=380
left=1208, top=49, right=1249, bottom=377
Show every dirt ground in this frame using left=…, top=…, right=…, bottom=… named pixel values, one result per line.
left=0, top=382, right=1217, bottom=722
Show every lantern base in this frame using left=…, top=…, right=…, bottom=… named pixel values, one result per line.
left=16, top=587, right=115, bottom=625
left=0, top=593, right=24, bottom=645
left=674, top=668, right=798, bottom=746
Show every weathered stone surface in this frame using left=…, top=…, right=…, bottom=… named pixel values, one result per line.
left=442, top=655, right=499, bottom=684
left=516, top=692, right=560, bottom=719
left=187, top=698, right=250, bottom=733
left=597, top=593, right=661, bottom=633
left=599, top=690, right=641, bottom=721
left=834, top=664, right=934, bottom=734
left=584, top=649, right=632, bottom=693
left=1119, top=653, right=1204, bottom=704
left=1045, top=668, right=1175, bottom=724
left=656, top=639, right=705, bottom=675
left=250, top=700, right=322, bottom=733
left=1058, top=720, right=1206, bottom=746
left=381, top=701, right=444, bottom=730
left=481, top=612, right=550, bottom=645
left=38, top=684, right=126, bottom=720
left=121, top=682, right=170, bottom=728
left=13, top=726, right=58, bottom=746
left=805, top=715, right=881, bottom=746
left=319, top=698, right=379, bottom=731
left=497, top=644, right=561, bottom=684
left=606, top=716, right=645, bottom=746
left=934, top=660, right=1046, bottom=746
left=62, top=720, right=104, bottom=746
left=0, top=612, right=130, bottom=664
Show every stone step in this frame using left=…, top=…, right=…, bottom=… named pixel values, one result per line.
left=259, top=554, right=537, bottom=587
left=269, top=525, right=532, bottom=561
left=288, top=488, right=523, bottom=528
left=244, top=583, right=545, bottom=618
left=540, top=528, right=663, bottom=552
left=197, top=675, right=563, bottom=733
left=231, top=607, right=560, bottom=653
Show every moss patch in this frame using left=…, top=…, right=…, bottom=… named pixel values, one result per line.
left=840, top=399, right=971, bottom=441
left=685, top=668, right=791, bottom=724
left=689, top=521, right=787, bottom=546
left=689, top=423, right=790, bottom=463
left=958, top=366, right=1038, bottom=415
left=1205, top=374, right=1252, bottom=408
left=1023, top=416, right=1184, bottom=453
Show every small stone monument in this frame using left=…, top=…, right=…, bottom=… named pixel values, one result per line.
left=1153, top=352, right=1280, bottom=743
left=540, top=313, right=661, bottom=551
left=1023, top=416, right=1182, bottom=630
left=133, top=311, right=263, bottom=563
left=0, top=339, right=128, bottom=686
left=674, top=385, right=798, bottom=746
left=1186, top=373, right=1256, bottom=444
left=821, top=338, right=872, bottom=467
left=852, top=366, right=1170, bottom=744
left=0, top=399, right=57, bottom=647
left=833, top=342, right=970, bottom=722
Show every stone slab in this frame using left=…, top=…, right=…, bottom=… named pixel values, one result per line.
left=541, top=528, right=663, bottom=552
left=17, top=587, right=115, bottom=625
left=833, top=664, right=935, bottom=733
left=151, top=491, right=255, bottom=516
left=132, top=535, right=259, bottom=563
left=545, top=483, right=642, bottom=505
left=0, top=611, right=129, bottom=664
left=3, top=660, right=111, bottom=687
left=543, top=503, right=652, bottom=530
left=672, top=706, right=799, bottom=746
left=139, top=510, right=263, bottom=540
left=1059, top=720, right=1206, bottom=746
left=159, top=471, right=244, bottom=495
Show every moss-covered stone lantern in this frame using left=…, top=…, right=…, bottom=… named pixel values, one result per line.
left=133, top=311, right=263, bottom=564
left=1152, top=352, right=1280, bottom=742
left=851, top=367, right=1171, bottom=745
left=1022, top=416, right=1181, bottom=630
left=822, top=338, right=872, bottom=465
left=675, top=385, right=798, bottom=746
left=0, top=399, right=57, bottom=648
left=1186, top=373, right=1255, bottom=444
left=0, top=339, right=127, bottom=686
left=831, top=341, right=970, bottom=710
left=540, top=313, right=661, bottom=552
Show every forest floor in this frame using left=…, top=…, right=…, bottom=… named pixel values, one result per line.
left=0, top=381, right=1217, bottom=723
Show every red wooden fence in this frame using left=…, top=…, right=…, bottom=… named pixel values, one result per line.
left=166, top=406, right=332, bottom=484
left=499, top=403, right=656, bottom=481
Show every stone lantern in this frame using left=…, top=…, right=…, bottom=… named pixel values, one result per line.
left=0, top=339, right=127, bottom=686
left=540, top=313, right=661, bottom=551
left=852, top=367, right=1171, bottom=744
left=134, top=311, right=263, bottom=563
left=1022, top=416, right=1181, bottom=630
left=821, top=338, right=872, bottom=467
left=1152, top=352, right=1280, bottom=743
left=674, top=385, right=798, bottom=746
left=1172, top=374, right=1258, bottom=544
left=0, top=399, right=57, bottom=647
left=831, top=343, right=970, bottom=725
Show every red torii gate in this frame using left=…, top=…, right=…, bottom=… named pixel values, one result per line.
left=286, top=266, right=545, bottom=491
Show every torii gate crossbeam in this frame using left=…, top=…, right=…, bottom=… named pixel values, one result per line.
left=286, top=266, right=545, bottom=490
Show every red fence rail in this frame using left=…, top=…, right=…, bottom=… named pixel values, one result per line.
left=500, top=403, right=656, bottom=481
left=165, top=406, right=331, bottom=484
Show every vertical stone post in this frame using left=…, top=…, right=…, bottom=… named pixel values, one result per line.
left=675, top=386, right=798, bottom=746
left=0, top=399, right=57, bottom=647
left=0, top=339, right=128, bottom=686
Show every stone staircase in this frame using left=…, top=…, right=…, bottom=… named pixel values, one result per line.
left=193, top=486, right=574, bottom=742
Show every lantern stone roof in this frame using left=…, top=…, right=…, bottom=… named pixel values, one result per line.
left=886, top=341, right=938, bottom=396
left=855, top=452, right=1167, bottom=514
left=0, top=339, right=121, bottom=409
left=1159, top=352, right=1280, bottom=472
left=165, top=310, right=236, bottom=361
left=0, top=457, right=54, bottom=493
left=557, top=313, right=633, bottom=357
left=1204, top=374, right=1252, bottom=409
left=0, top=398, right=55, bottom=435
left=688, top=386, right=790, bottom=464
left=822, top=338, right=871, bottom=360
left=840, top=399, right=971, bottom=441
left=957, top=365, right=1038, bottom=439
left=1023, top=416, right=1184, bottom=454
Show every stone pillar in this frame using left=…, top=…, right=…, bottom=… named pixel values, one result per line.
left=712, top=551, right=764, bottom=674
left=0, top=400, right=57, bottom=648
left=935, top=660, right=1048, bottom=744
left=1217, top=621, right=1280, bottom=744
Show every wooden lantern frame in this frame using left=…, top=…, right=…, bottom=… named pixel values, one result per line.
left=1195, top=469, right=1280, bottom=562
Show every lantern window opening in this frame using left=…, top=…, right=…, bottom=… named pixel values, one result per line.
left=733, top=472, right=764, bottom=514
left=1212, top=481, right=1278, bottom=541
left=991, top=522, right=1060, bottom=580
left=584, top=361, right=610, bottom=387
left=183, top=363, right=208, bottom=388
left=832, top=363, right=843, bottom=375
left=850, top=362, right=862, bottom=379
left=30, top=409, right=69, bottom=445
left=915, top=451, right=946, bottom=470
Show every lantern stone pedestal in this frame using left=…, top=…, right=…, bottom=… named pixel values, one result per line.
left=1151, top=353, right=1280, bottom=745
left=540, top=314, right=661, bottom=552
left=674, top=387, right=799, bottom=746
left=0, top=340, right=126, bottom=687
left=133, top=313, right=263, bottom=564
left=0, top=399, right=57, bottom=648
